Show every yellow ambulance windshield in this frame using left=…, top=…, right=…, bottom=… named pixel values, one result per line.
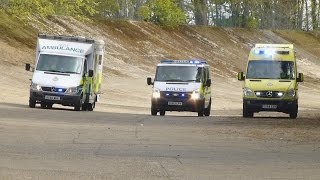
left=246, top=60, right=295, bottom=80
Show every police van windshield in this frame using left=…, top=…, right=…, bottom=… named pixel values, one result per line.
left=36, top=54, right=83, bottom=74
left=246, top=60, right=295, bottom=80
left=155, top=66, right=203, bottom=82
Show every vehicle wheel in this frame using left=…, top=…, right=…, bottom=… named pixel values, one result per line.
left=151, top=108, right=157, bottom=116
left=82, top=104, right=87, bottom=111
left=198, top=111, right=204, bottom=117
left=243, top=103, right=253, bottom=118
left=41, top=102, right=46, bottom=109
left=198, top=101, right=205, bottom=117
left=87, top=103, right=94, bottom=111
left=204, top=99, right=211, bottom=116
left=289, top=104, right=298, bottom=119
left=47, top=103, right=53, bottom=109
left=159, top=110, right=165, bottom=116
left=29, top=98, right=36, bottom=108
left=74, top=99, right=82, bottom=111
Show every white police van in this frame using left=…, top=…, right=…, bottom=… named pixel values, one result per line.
left=147, top=60, right=212, bottom=116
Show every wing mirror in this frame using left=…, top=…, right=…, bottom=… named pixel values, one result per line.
left=25, top=63, right=31, bottom=71
left=147, top=77, right=153, bottom=85
left=297, top=73, right=304, bottom=82
left=88, top=70, right=94, bottom=77
left=206, top=79, right=211, bottom=87
left=238, top=72, right=245, bottom=81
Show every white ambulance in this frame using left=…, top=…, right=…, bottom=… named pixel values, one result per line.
left=147, top=60, right=212, bottom=116
left=25, top=34, right=105, bottom=111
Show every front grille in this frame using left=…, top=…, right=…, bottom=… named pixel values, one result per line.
left=255, top=91, right=283, bottom=98
left=161, top=91, right=191, bottom=99
left=41, top=86, right=67, bottom=93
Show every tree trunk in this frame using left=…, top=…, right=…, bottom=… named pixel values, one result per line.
left=311, top=0, right=317, bottom=30
left=193, top=0, right=208, bottom=25
left=305, top=0, right=309, bottom=31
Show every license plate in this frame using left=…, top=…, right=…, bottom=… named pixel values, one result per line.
left=168, top=102, right=183, bottom=106
left=45, top=95, right=60, bottom=100
left=262, top=105, right=277, bottom=109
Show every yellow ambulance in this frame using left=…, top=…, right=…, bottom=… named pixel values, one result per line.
left=238, top=44, right=304, bottom=118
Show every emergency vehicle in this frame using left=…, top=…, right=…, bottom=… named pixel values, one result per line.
left=147, top=60, right=212, bottom=116
left=25, top=34, right=105, bottom=111
left=238, top=44, right=304, bottom=118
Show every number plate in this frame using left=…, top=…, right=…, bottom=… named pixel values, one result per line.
left=262, top=105, right=277, bottom=109
left=45, top=95, right=60, bottom=100
left=168, top=102, right=183, bottom=106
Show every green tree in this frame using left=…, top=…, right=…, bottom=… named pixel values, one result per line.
left=138, top=0, right=186, bottom=28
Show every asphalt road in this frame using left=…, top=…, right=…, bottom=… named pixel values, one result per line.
left=1, top=103, right=320, bottom=179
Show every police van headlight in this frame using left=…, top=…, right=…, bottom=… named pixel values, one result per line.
left=152, top=88, right=161, bottom=98
left=65, top=86, right=82, bottom=95
left=31, top=83, right=42, bottom=91
left=287, top=89, right=296, bottom=97
left=243, top=87, right=254, bottom=97
left=191, top=89, right=201, bottom=100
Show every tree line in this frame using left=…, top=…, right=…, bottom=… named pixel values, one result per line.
left=0, top=0, right=319, bottom=30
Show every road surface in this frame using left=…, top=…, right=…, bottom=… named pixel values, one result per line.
left=1, top=102, right=320, bottom=179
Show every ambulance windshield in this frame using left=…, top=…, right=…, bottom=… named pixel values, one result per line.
left=246, top=60, right=295, bottom=80
left=155, top=66, right=203, bottom=82
left=36, top=54, right=83, bottom=74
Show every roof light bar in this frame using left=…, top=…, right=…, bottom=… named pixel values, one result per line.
left=160, top=60, right=207, bottom=64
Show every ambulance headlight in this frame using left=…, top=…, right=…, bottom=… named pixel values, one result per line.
left=152, top=89, right=161, bottom=98
left=31, top=83, right=42, bottom=91
left=65, top=86, right=82, bottom=95
left=191, top=89, right=201, bottom=100
left=287, top=89, right=296, bottom=97
left=243, top=87, right=254, bottom=97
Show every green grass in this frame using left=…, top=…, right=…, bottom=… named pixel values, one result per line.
left=0, top=10, right=37, bottom=48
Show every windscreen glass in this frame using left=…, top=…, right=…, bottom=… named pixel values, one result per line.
left=155, top=66, right=203, bottom=82
left=36, top=54, right=83, bottom=74
left=246, top=60, right=295, bottom=79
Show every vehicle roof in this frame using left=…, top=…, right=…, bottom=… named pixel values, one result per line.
left=248, top=44, right=295, bottom=62
left=157, top=60, right=209, bottom=67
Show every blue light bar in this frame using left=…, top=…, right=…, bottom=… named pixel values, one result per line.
left=160, top=60, right=207, bottom=64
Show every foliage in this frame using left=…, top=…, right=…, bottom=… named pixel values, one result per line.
left=138, top=0, right=186, bottom=28
left=0, top=0, right=319, bottom=30
left=4, top=0, right=98, bottom=20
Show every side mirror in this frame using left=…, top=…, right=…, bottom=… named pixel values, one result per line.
left=238, top=72, right=245, bottom=81
left=88, top=70, right=94, bottom=77
left=147, top=77, right=153, bottom=85
left=297, top=73, right=304, bottom=82
left=206, top=79, right=212, bottom=87
left=25, top=63, right=31, bottom=71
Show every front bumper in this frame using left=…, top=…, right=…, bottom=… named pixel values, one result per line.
left=152, top=96, right=204, bottom=112
left=244, top=98, right=297, bottom=113
left=30, top=90, right=81, bottom=106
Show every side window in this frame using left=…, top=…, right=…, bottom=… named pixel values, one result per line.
left=206, top=67, right=211, bottom=80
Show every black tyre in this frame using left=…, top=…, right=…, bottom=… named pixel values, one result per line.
left=74, top=99, right=82, bottom=111
left=198, top=111, right=204, bottom=117
left=87, top=103, right=94, bottom=111
left=41, top=102, right=46, bottom=109
left=204, top=99, right=211, bottom=116
left=82, top=104, right=87, bottom=111
left=47, top=103, right=53, bottom=109
left=159, top=110, right=165, bottom=116
left=198, top=101, right=205, bottom=117
left=29, top=98, right=36, bottom=108
left=243, top=103, right=253, bottom=118
left=289, top=104, right=298, bottom=119
left=151, top=108, right=157, bottom=116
